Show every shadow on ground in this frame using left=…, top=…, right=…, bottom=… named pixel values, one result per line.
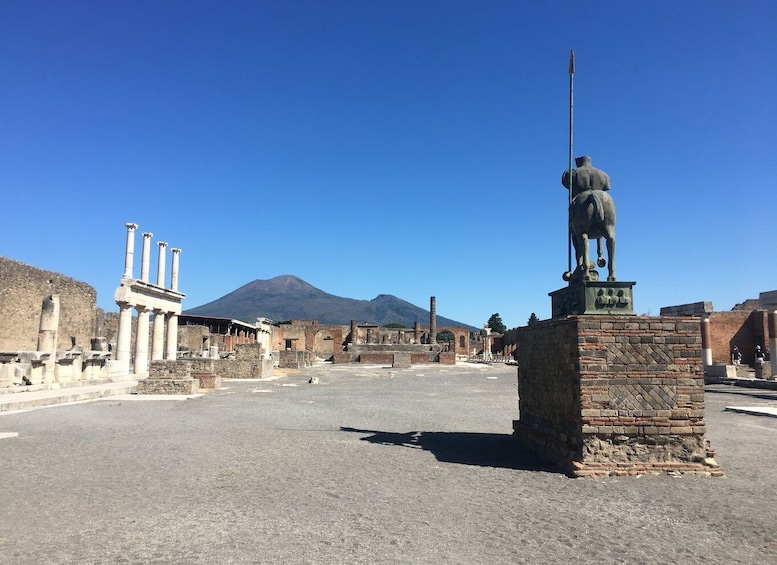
left=341, top=427, right=563, bottom=474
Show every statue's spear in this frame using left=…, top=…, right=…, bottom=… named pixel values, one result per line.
left=567, top=49, right=575, bottom=277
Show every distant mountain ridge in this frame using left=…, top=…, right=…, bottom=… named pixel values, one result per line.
left=184, top=275, right=475, bottom=329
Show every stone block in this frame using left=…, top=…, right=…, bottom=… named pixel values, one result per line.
left=392, top=354, right=411, bottom=368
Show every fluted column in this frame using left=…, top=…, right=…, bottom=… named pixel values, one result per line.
left=134, top=306, right=151, bottom=375
left=151, top=309, right=166, bottom=361
left=166, top=313, right=179, bottom=360
left=170, top=248, right=181, bottom=291
left=140, top=232, right=153, bottom=282
left=116, top=302, right=133, bottom=361
left=156, top=241, right=168, bottom=287
left=123, top=223, right=138, bottom=278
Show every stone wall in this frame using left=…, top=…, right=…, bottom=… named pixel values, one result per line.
left=513, top=315, right=721, bottom=477
left=0, top=257, right=101, bottom=351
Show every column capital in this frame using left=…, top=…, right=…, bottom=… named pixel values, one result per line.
left=157, top=241, right=168, bottom=248
left=171, top=247, right=181, bottom=254
left=142, top=231, right=153, bottom=238
left=126, top=222, right=138, bottom=231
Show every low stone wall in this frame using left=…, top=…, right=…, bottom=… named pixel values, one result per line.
left=137, top=378, right=199, bottom=395
left=332, top=353, right=352, bottom=364
left=192, top=373, right=221, bottom=389
left=439, top=352, right=456, bottom=365
left=141, top=360, right=199, bottom=394
left=360, top=353, right=393, bottom=365
left=392, top=354, right=411, bottom=368
left=512, top=315, right=722, bottom=477
left=279, top=350, right=313, bottom=369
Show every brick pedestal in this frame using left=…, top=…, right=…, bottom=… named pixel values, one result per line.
left=512, top=315, right=722, bottom=477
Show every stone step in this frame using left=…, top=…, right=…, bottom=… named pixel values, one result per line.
left=0, top=380, right=137, bottom=412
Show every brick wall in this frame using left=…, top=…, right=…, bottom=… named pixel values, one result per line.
left=709, top=311, right=768, bottom=365
left=513, top=315, right=721, bottom=477
left=0, top=257, right=100, bottom=351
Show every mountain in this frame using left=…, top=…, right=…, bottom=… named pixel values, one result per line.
left=184, top=275, right=476, bottom=329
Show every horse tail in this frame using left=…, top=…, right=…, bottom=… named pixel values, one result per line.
left=589, top=191, right=605, bottom=224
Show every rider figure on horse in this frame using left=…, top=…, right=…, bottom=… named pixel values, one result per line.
left=561, top=155, right=610, bottom=197
left=562, top=156, right=617, bottom=283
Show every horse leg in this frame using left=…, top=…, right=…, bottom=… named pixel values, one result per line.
left=606, top=233, right=616, bottom=281
left=581, top=233, right=592, bottom=280
left=596, top=237, right=606, bottom=268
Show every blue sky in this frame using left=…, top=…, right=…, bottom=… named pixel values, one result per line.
left=1, top=1, right=775, bottom=329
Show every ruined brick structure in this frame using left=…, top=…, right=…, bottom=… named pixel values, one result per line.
left=513, top=315, right=721, bottom=477
left=272, top=319, right=470, bottom=363
left=0, top=257, right=102, bottom=351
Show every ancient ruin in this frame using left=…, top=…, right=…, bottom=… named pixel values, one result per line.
left=113, top=223, right=185, bottom=377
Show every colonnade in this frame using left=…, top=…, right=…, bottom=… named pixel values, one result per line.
left=114, top=223, right=185, bottom=375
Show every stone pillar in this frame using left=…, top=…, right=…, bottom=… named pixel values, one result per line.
left=399, top=330, right=405, bottom=344
left=116, top=302, right=133, bottom=361
left=483, top=326, right=492, bottom=361
left=37, top=294, right=60, bottom=354
left=366, top=328, right=374, bottom=344
left=156, top=241, right=168, bottom=287
left=166, top=313, right=179, bottom=360
left=769, top=309, right=777, bottom=378
left=123, top=222, right=138, bottom=278
left=701, top=313, right=712, bottom=368
left=151, top=309, right=166, bottom=361
left=140, top=232, right=153, bottom=282
left=429, top=296, right=437, bottom=345
left=414, top=321, right=421, bottom=344
left=350, top=320, right=358, bottom=344
left=134, top=306, right=151, bottom=375
left=170, top=248, right=181, bottom=292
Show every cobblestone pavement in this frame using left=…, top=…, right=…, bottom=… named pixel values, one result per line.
left=1, top=364, right=776, bottom=564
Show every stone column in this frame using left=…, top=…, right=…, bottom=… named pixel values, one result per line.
left=429, top=296, right=437, bottom=345
left=116, top=302, right=133, bottom=362
left=483, top=326, right=492, bottom=361
left=350, top=320, right=358, bottom=344
left=123, top=222, right=138, bottom=278
left=140, top=232, right=153, bottom=282
left=134, top=306, right=151, bottom=375
left=701, top=313, right=712, bottom=368
left=37, top=294, right=60, bottom=354
left=170, top=248, right=181, bottom=291
left=151, top=309, right=166, bottom=361
left=156, top=241, right=168, bottom=287
left=166, top=313, right=179, bottom=360
left=769, top=309, right=777, bottom=378
left=414, top=321, right=421, bottom=344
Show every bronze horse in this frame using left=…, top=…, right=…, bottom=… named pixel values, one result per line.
left=568, top=188, right=616, bottom=282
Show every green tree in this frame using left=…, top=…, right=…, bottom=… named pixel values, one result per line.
left=436, top=330, right=454, bottom=343
left=486, top=313, right=506, bottom=334
left=383, top=322, right=406, bottom=329
left=527, top=313, right=540, bottom=326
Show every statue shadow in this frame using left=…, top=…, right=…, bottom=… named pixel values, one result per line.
left=340, top=427, right=564, bottom=474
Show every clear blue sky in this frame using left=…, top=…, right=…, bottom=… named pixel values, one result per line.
left=1, top=1, right=775, bottom=329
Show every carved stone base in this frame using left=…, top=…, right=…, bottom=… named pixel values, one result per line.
left=550, top=281, right=636, bottom=318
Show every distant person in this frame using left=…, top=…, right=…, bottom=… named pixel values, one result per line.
left=755, top=345, right=764, bottom=363
left=732, top=345, right=741, bottom=365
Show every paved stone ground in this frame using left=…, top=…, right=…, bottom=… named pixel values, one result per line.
left=1, top=363, right=776, bottom=564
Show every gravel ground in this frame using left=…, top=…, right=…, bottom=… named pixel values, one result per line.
left=1, top=363, right=776, bottom=564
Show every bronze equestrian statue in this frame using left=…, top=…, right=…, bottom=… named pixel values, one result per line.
left=561, top=156, right=616, bottom=282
